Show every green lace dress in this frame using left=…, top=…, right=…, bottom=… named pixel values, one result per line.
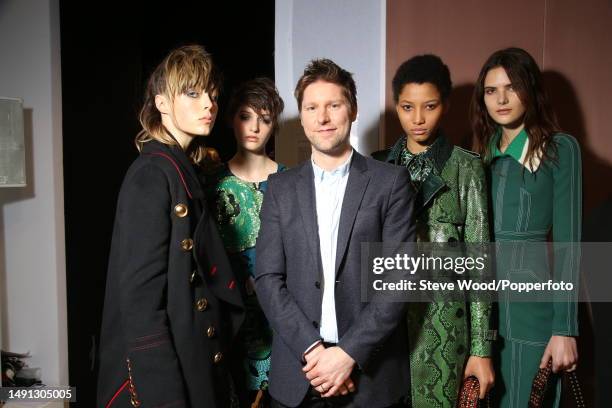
left=208, top=163, right=286, bottom=394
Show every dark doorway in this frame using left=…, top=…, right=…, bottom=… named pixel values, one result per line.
left=59, top=2, right=275, bottom=406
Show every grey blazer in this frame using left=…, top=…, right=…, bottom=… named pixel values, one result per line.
left=254, top=151, right=416, bottom=407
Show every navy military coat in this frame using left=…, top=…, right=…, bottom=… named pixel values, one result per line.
left=97, top=140, right=244, bottom=408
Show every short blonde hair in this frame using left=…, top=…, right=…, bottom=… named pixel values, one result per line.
left=135, top=44, right=222, bottom=163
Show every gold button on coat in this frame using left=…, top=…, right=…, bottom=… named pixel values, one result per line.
left=196, top=298, right=208, bottom=311
left=181, top=238, right=193, bottom=251
left=213, top=352, right=223, bottom=364
left=174, top=203, right=188, bottom=218
left=207, top=326, right=215, bottom=338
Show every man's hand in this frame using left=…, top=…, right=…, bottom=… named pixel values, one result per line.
left=540, top=335, right=578, bottom=373
left=303, top=346, right=356, bottom=397
left=304, top=342, right=325, bottom=364
left=463, top=356, right=495, bottom=399
left=304, top=344, right=352, bottom=396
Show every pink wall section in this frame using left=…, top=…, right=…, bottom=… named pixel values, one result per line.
left=543, top=0, right=612, bottom=213
left=386, top=0, right=612, bottom=213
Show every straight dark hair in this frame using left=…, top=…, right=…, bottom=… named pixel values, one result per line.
left=470, top=47, right=560, bottom=168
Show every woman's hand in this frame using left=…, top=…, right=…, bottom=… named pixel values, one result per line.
left=463, top=356, right=495, bottom=399
left=540, top=335, right=578, bottom=373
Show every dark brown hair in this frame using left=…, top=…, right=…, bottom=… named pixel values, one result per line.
left=135, top=44, right=222, bottom=164
left=470, top=47, right=559, bottom=167
left=226, top=77, right=285, bottom=136
left=294, top=59, right=357, bottom=116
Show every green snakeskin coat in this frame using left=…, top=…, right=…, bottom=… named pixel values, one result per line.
left=373, top=134, right=495, bottom=408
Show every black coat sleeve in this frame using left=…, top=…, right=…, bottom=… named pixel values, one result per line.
left=116, top=163, right=187, bottom=407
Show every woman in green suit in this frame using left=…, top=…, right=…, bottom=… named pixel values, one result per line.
left=373, top=55, right=495, bottom=408
left=471, top=47, right=581, bottom=407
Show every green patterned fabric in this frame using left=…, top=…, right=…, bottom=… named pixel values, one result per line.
left=399, top=142, right=437, bottom=191
left=373, top=133, right=493, bottom=408
left=207, top=163, right=286, bottom=392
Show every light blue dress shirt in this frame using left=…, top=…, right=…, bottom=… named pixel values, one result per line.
left=311, top=151, right=353, bottom=343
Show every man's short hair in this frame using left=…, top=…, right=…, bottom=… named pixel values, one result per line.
left=392, top=54, right=452, bottom=102
left=294, top=59, right=357, bottom=115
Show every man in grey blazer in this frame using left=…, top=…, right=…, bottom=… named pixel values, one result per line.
left=255, top=59, right=415, bottom=407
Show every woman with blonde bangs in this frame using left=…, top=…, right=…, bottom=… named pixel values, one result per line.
left=97, top=44, right=244, bottom=408
left=207, top=77, right=285, bottom=408
left=135, top=46, right=222, bottom=161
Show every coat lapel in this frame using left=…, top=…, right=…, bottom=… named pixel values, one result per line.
left=418, top=133, right=453, bottom=213
left=335, top=152, right=370, bottom=275
left=167, top=144, right=205, bottom=200
left=419, top=174, right=446, bottom=213
left=142, top=141, right=205, bottom=200
left=296, top=162, right=324, bottom=276
left=382, top=133, right=453, bottom=216
left=193, top=214, right=245, bottom=308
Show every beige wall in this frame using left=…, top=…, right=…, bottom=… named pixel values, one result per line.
left=386, top=0, right=612, bottom=213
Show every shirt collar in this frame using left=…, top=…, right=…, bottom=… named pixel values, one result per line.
left=385, top=130, right=453, bottom=174
left=312, top=150, right=353, bottom=182
left=491, top=128, right=541, bottom=172
left=402, top=132, right=440, bottom=161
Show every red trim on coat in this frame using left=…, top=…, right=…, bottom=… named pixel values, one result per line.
left=228, top=279, right=236, bottom=289
left=146, top=152, right=193, bottom=199
left=105, top=379, right=129, bottom=408
left=210, top=265, right=217, bottom=276
left=133, top=331, right=167, bottom=342
left=129, top=339, right=169, bottom=351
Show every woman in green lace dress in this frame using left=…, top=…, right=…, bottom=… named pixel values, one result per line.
left=373, top=55, right=495, bottom=407
left=471, top=47, right=580, bottom=408
left=208, top=78, right=285, bottom=407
